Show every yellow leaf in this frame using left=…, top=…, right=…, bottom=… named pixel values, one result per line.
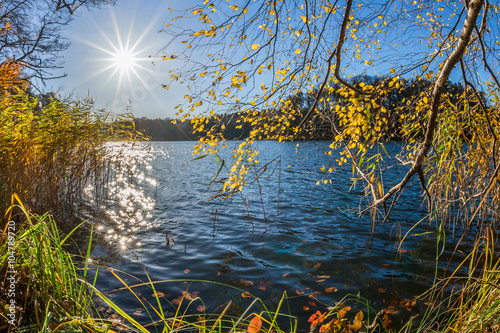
left=295, top=48, right=301, bottom=54
left=390, top=68, right=395, bottom=73
left=251, top=43, right=260, bottom=50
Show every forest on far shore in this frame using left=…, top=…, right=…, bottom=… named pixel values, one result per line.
left=135, top=76, right=482, bottom=142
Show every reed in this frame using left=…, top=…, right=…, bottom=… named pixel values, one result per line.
left=402, top=228, right=500, bottom=333
left=0, top=89, right=138, bottom=219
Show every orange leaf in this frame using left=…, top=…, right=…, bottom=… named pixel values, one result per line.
left=197, top=305, right=205, bottom=312
left=303, top=305, right=310, bottom=311
left=258, top=285, right=267, bottom=291
left=248, top=316, right=262, bottom=333
left=325, top=287, right=337, bottom=293
left=308, top=301, right=317, bottom=307
left=241, top=291, right=252, bottom=298
left=348, top=311, right=364, bottom=331
left=184, top=269, right=190, bottom=273
left=152, top=292, right=165, bottom=297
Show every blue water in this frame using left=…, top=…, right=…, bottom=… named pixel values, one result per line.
left=84, top=141, right=459, bottom=331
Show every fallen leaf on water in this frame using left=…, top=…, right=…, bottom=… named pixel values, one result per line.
left=315, top=279, right=326, bottom=283
left=308, top=301, right=317, bottom=307
left=317, top=275, right=330, bottom=279
left=302, top=305, right=310, bottom=311
left=152, top=291, right=165, bottom=298
left=308, top=311, right=327, bottom=330
left=182, top=291, right=193, bottom=300
left=258, top=285, right=267, bottom=291
left=191, top=291, right=200, bottom=298
left=313, top=262, right=322, bottom=268
left=404, top=299, right=417, bottom=311
left=217, top=271, right=221, bottom=276
left=325, top=287, right=337, bottom=293
left=398, top=248, right=408, bottom=254
left=382, top=314, right=392, bottom=328
left=184, top=269, right=190, bottom=273
left=248, top=316, right=262, bottom=333
left=197, top=305, right=205, bottom=312
left=378, top=288, right=386, bottom=293
left=295, top=289, right=305, bottom=295
left=347, top=311, right=364, bottom=331
left=283, top=273, right=290, bottom=277
left=172, top=297, right=182, bottom=306
left=338, top=306, right=351, bottom=319
left=241, top=291, right=252, bottom=298
left=240, top=279, right=254, bottom=287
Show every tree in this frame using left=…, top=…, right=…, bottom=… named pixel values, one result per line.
left=163, top=0, right=500, bottom=232
left=0, top=0, right=114, bottom=83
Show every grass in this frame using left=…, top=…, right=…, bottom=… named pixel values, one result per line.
left=0, top=196, right=390, bottom=333
left=0, top=197, right=300, bottom=332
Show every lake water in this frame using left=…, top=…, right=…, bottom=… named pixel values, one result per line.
left=83, top=141, right=464, bottom=331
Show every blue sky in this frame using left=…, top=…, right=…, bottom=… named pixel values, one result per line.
left=50, top=0, right=187, bottom=118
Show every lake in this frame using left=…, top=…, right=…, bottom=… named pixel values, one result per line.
left=83, top=141, right=462, bottom=331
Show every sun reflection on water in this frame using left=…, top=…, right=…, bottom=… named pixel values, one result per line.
left=84, top=142, right=159, bottom=253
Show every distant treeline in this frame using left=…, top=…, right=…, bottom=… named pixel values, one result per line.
left=135, top=76, right=483, bottom=141
left=134, top=114, right=251, bottom=141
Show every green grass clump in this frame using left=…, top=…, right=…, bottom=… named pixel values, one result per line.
left=0, top=198, right=112, bottom=331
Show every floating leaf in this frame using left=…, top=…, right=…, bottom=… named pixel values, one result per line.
left=152, top=291, right=165, bottom=298
left=303, top=305, right=310, bottom=311
left=241, top=291, right=252, bottom=298
left=308, top=311, right=327, bottom=330
left=338, top=306, right=351, bottom=319
left=240, top=279, right=254, bottom=287
left=197, top=305, right=205, bottom=312
left=325, top=287, right=337, bottom=293
left=295, top=289, right=305, bottom=295
left=182, top=291, right=194, bottom=300
left=258, top=285, right=267, bottom=291
left=184, top=269, right=190, bottom=273
left=248, top=316, right=262, bottom=333
left=308, top=301, right=317, bottom=307
left=283, top=272, right=290, bottom=277
left=378, top=288, right=386, bottom=293
left=348, top=311, right=364, bottom=331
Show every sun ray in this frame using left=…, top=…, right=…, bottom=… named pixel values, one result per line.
left=64, top=1, right=172, bottom=114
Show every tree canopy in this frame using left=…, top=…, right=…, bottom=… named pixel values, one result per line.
left=163, top=0, right=500, bottom=230
left=0, top=0, right=114, bottom=83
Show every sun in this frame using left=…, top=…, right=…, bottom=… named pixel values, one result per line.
left=111, top=47, right=139, bottom=74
